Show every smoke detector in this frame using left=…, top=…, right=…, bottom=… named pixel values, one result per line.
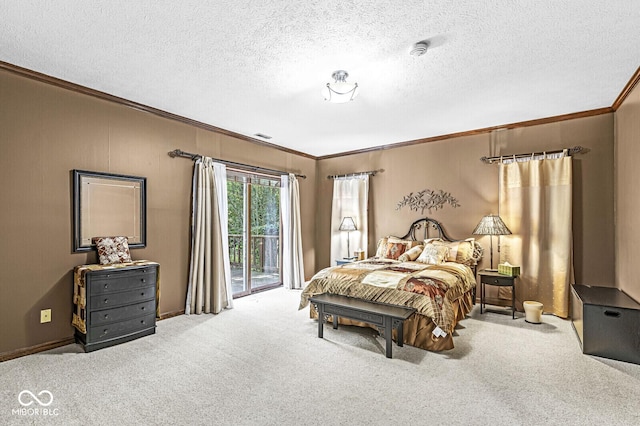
left=410, top=41, right=430, bottom=57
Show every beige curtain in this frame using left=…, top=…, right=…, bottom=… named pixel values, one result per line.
left=185, top=158, right=234, bottom=314
left=330, top=176, right=369, bottom=262
left=281, top=173, right=305, bottom=289
left=499, top=154, right=574, bottom=317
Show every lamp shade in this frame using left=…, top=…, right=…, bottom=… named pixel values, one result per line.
left=472, top=214, right=512, bottom=236
left=339, top=217, right=357, bottom=231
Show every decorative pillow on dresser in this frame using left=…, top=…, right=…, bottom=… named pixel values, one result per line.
left=92, top=236, right=132, bottom=265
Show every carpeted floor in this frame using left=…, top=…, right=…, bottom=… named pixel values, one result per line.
left=1, top=287, right=639, bottom=425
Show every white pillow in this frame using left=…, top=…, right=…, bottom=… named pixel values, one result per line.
left=416, top=244, right=449, bottom=265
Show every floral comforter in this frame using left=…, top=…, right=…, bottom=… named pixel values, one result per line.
left=299, top=258, right=475, bottom=334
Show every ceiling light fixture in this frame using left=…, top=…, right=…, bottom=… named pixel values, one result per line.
left=410, top=41, right=430, bottom=56
left=322, top=70, right=359, bottom=103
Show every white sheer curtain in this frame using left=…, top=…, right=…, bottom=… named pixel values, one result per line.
left=281, top=173, right=305, bottom=289
left=330, top=175, right=369, bottom=262
left=185, top=157, right=234, bottom=314
left=499, top=153, right=574, bottom=317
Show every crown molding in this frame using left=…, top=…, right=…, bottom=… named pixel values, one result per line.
left=3, top=60, right=637, bottom=161
left=316, top=107, right=613, bottom=160
left=612, top=66, right=640, bottom=111
left=0, top=61, right=316, bottom=160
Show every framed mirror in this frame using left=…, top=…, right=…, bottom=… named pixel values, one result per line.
left=73, top=169, right=147, bottom=252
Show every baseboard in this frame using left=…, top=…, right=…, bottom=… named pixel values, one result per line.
left=0, top=337, right=75, bottom=363
left=1, top=310, right=185, bottom=362
left=159, top=309, right=185, bottom=320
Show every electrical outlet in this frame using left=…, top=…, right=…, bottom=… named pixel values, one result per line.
left=40, top=309, right=51, bottom=323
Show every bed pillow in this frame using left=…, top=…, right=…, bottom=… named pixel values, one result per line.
left=384, top=241, right=407, bottom=260
left=92, top=236, right=132, bottom=265
left=431, top=238, right=476, bottom=265
left=416, top=244, right=449, bottom=265
left=398, top=245, right=424, bottom=262
left=375, top=237, right=389, bottom=258
left=376, top=236, right=420, bottom=258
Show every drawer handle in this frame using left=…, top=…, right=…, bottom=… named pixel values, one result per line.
left=104, top=314, right=109, bottom=319
left=104, top=283, right=109, bottom=289
left=141, top=292, right=145, bottom=296
left=141, top=279, right=146, bottom=283
left=104, top=298, right=109, bottom=304
left=604, top=310, right=620, bottom=318
left=103, top=329, right=108, bottom=335
left=141, top=306, right=145, bottom=311
left=141, top=320, right=146, bottom=325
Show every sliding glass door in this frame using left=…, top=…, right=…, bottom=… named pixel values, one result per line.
left=227, top=172, right=281, bottom=297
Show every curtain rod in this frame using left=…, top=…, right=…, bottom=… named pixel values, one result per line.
left=480, top=146, right=587, bottom=164
left=168, top=149, right=306, bottom=179
left=327, top=169, right=384, bottom=179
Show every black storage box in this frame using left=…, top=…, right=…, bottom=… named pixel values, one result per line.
left=571, top=284, right=640, bottom=365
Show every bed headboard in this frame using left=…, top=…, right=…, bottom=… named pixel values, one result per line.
left=394, top=217, right=484, bottom=272
left=396, top=217, right=454, bottom=242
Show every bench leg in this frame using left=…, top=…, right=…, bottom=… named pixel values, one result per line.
left=384, top=316, right=393, bottom=358
left=317, top=304, right=324, bottom=338
left=396, top=319, right=404, bottom=347
left=333, top=315, right=338, bottom=329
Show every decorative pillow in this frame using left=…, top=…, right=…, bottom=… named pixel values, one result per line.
left=384, top=242, right=407, bottom=260
left=432, top=238, right=476, bottom=265
left=388, top=236, right=422, bottom=249
left=416, top=244, right=449, bottom=265
left=375, top=237, right=389, bottom=258
left=398, top=245, right=424, bottom=262
left=92, top=236, right=132, bottom=265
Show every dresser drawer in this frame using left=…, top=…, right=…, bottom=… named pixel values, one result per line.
left=89, top=313, right=156, bottom=342
left=89, top=268, right=156, bottom=294
left=89, top=300, right=156, bottom=325
left=481, top=275, right=513, bottom=286
left=89, top=285, right=156, bottom=310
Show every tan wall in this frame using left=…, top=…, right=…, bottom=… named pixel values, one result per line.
left=0, top=69, right=316, bottom=355
left=316, top=114, right=615, bottom=292
left=615, top=82, right=640, bottom=301
left=0, top=62, right=622, bottom=356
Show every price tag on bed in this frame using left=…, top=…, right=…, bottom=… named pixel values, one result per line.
left=432, top=326, right=447, bottom=338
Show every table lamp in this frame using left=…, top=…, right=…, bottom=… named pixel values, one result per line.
left=472, top=214, right=512, bottom=271
left=339, top=217, right=357, bottom=259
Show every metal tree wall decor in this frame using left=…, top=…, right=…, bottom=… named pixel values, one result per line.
left=396, top=189, right=460, bottom=214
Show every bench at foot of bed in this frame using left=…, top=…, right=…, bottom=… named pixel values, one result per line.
left=309, top=293, right=416, bottom=358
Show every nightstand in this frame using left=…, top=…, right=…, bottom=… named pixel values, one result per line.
left=479, top=270, right=517, bottom=319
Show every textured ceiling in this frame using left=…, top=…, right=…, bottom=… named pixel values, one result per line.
left=1, top=1, right=639, bottom=157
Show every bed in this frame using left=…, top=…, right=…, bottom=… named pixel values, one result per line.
left=299, top=217, right=483, bottom=351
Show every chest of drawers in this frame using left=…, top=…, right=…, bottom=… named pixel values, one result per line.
left=73, top=263, right=158, bottom=352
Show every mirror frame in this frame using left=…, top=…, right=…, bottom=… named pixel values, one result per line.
left=72, top=169, right=147, bottom=253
